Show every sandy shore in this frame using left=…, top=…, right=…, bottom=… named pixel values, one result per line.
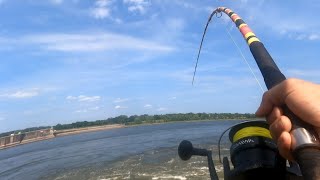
left=0, top=119, right=259, bottom=150
left=54, top=124, right=125, bottom=137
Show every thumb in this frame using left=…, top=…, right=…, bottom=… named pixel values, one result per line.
left=255, top=92, right=274, bottom=117
left=255, top=80, right=290, bottom=116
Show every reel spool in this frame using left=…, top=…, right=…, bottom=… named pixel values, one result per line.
left=224, top=121, right=286, bottom=180
left=178, top=120, right=303, bottom=179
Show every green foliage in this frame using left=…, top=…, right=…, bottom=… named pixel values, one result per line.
left=0, top=113, right=257, bottom=136
left=52, top=113, right=256, bottom=130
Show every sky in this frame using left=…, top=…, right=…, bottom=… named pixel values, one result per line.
left=0, top=0, right=320, bottom=132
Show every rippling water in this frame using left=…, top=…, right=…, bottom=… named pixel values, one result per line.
left=0, top=120, right=244, bottom=180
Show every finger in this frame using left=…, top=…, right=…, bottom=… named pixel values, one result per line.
left=278, top=131, right=294, bottom=161
left=266, top=106, right=283, bottom=125
left=269, top=115, right=292, bottom=140
left=256, top=91, right=274, bottom=117
left=256, top=79, right=295, bottom=116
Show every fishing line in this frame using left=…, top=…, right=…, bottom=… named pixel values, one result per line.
left=225, top=28, right=264, bottom=93
left=187, top=5, right=320, bottom=179
left=192, top=10, right=264, bottom=93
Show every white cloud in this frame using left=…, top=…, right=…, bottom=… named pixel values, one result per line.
left=123, top=0, right=149, bottom=14
left=295, top=34, right=307, bottom=40
left=239, top=2, right=319, bottom=41
left=66, top=95, right=101, bottom=102
left=144, top=104, right=152, bottom=108
left=178, top=2, right=194, bottom=9
left=286, top=69, right=320, bottom=78
left=308, top=33, right=320, bottom=41
left=240, top=0, right=248, bottom=4
left=157, top=107, right=167, bottom=112
left=0, top=0, right=6, bottom=5
left=78, top=95, right=101, bottom=102
left=91, top=7, right=110, bottom=19
left=165, top=18, right=185, bottom=31
left=23, top=32, right=174, bottom=52
left=75, top=109, right=88, bottom=113
left=10, top=91, right=38, bottom=98
left=114, top=18, right=123, bottom=24
left=0, top=89, right=40, bottom=99
left=115, top=105, right=127, bottom=109
left=169, top=97, right=176, bottom=100
left=95, top=0, right=111, bottom=7
left=91, top=0, right=112, bottom=19
left=113, top=98, right=129, bottom=103
left=66, top=95, right=77, bottom=100
left=74, top=106, right=100, bottom=113
left=292, top=33, right=320, bottom=41
left=170, top=1, right=204, bottom=12
left=89, top=106, right=100, bottom=110
left=23, top=110, right=35, bottom=115
left=50, top=0, right=63, bottom=5
left=0, top=117, right=5, bottom=121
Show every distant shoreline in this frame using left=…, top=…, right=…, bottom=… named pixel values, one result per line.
left=125, top=118, right=262, bottom=127
left=0, top=118, right=262, bottom=150
left=0, top=124, right=125, bottom=150
left=0, top=135, right=55, bottom=150
left=54, top=124, right=125, bottom=137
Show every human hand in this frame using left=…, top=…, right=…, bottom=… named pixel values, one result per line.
left=255, top=78, right=320, bottom=160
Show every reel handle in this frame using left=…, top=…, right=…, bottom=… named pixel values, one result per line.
left=178, top=140, right=219, bottom=180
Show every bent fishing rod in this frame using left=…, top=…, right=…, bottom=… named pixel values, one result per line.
left=191, top=7, right=320, bottom=180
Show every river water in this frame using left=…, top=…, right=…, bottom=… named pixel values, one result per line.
left=0, top=120, right=246, bottom=180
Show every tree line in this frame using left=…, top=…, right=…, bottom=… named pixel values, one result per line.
left=1, top=113, right=256, bottom=137
left=54, top=112, right=256, bottom=130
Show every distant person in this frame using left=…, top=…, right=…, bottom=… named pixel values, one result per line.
left=255, top=78, right=320, bottom=160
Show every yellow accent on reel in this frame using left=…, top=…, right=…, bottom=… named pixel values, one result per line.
left=232, top=126, right=272, bottom=142
left=247, top=37, right=260, bottom=45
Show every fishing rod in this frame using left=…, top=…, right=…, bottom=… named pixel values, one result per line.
left=179, top=7, right=320, bottom=180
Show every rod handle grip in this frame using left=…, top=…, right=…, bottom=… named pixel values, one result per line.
left=294, top=147, right=320, bottom=180
left=249, top=42, right=320, bottom=179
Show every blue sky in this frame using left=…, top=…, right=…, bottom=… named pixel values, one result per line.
left=0, top=0, right=319, bottom=132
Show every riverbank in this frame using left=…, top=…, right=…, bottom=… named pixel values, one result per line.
left=0, top=135, right=55, bottom=150
left=54, top=124, right=125, bottom=137
left=125, top=118, right=262, bottom=127
left=0, top=124, right=125, bottom=150
left=0, top=120, right=237, bottom=180
left=0, top=118, right=261, bottom=150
